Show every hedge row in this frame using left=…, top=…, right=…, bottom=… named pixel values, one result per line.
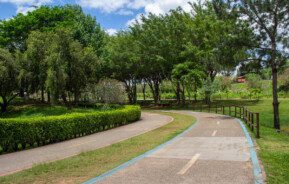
left=0, top=105, right=141, bottom=153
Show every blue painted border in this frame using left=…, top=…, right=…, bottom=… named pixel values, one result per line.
left=82, top=117, right=199, bottom=184
left=236, top=118, right=264, bottom=184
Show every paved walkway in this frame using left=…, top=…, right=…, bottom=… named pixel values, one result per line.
left=86, top=111, right=263, bottom=184
left=0, top=112, right=173, bottom=176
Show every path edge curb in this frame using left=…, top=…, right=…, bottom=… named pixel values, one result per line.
left=236, top=118, right=264, bottom=184
left=82, top=114, right=198, bottom=184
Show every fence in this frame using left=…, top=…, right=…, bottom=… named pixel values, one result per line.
left=194, top=105, right=260, bottom=138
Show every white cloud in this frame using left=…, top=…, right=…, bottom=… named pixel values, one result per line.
left=0, top=0, right=52, bottom=6
left=0, top=0, right=52, bottom=14
left=78, top=0, right=130, bottom=13
left=125, top=0, right=198, bottom=27
left=78, top=0, right=197, bottom=16
left=16, top=6, right=35, bottom=14
left=106, top=28, right=118, bottom=36
left=126, top=13, right=142, bottom=27
left=116, top=9, right=134, bottom=16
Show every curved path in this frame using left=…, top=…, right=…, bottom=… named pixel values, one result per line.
left=0, top=112, right=173, bottom=176
left=85, top=111, right=264, bottom=184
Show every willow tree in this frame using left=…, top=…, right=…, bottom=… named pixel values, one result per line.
left=45, top=29, right=99, bottom=106
left=0, top=48, right=19, bottom=112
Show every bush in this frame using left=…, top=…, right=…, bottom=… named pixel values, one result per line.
left=83, top=79, right=126, bottom=104
left=0, top=105, right=141, bottom=153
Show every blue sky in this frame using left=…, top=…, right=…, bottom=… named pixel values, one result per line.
left=0, top=0, right=194, bottom=34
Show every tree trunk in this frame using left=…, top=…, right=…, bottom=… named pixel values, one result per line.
left=205, top=91, right=211, bottom=105
left=47, top=91, right=51, bottom=103
left=133, top=82, right=137, bottom=104
left=125, top=81, right=137, bottom=104
left=175, top=81, right=181, bottom=104
left=272, top=67, right=280, bottom=131
left=61, top=93, right=71, bottom=109
left=194, top=83, right=197, bottom=102
left=153, top=81, right=160, bottom=104
left=41, top=88, right=45, bottom=103
left=181, top=83, right=186, bottom=105
left=1, top=97, right=8, bottom=113
left=74, top=91, right=81, bottom=105
left=142, top=83, right=146, bottom=101
left=19, top=88, right=25, bottom=98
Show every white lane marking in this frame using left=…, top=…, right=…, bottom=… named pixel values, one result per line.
left=217, top=121, right=220, bottom=125
left=212, top=130, right=217, bottom=136
left=177, top=153, right=200, bottom=175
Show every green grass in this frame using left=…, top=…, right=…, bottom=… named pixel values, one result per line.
left=256, top=126, right=289, bottom=183
left=0, top=111, right=195, bottom=184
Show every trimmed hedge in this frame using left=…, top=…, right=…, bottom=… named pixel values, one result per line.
left=0, top=105, right=141, bottom=153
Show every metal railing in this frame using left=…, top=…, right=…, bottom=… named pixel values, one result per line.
left=195, top=105, right=260, bottom=138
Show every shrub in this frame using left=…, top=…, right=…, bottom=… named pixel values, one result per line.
left=0, top=105, right=141, bottom=153
left=82, top=79, right=126, bottom=104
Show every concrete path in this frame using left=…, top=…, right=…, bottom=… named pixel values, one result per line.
left=0, top=112, right=173, bottom=176
left=88, top=111, right=262, bottom=184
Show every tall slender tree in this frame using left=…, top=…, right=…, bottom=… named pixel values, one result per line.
left=232, top=0, right=289, bottom=131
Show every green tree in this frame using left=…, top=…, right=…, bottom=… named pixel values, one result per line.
left=246, top=73, right=263, bottom=100
left=0, top=48, right=19, bottom=112
left=183, top=2, right=251, bottom=103
left=131, top=14, right=168, bottom=104
left=172, top=62, right=204, bottom=103
left=24, top=31, right=49, bottom=102
left=0, top=5, right=106, bottom=54
left=106, top=32, right=140, bottom=104
left=45, top=29, right=99, bottom=107
left=233, top=0, right=289, bottom=131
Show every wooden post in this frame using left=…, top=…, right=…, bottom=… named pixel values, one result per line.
left=248, top=112, right=251, bottom=126
left=215, top=105, right=218, bottom=113
left=256, top=113, right=260, bottom=138
left=239, top=107, right=242, bottom=118
left=245, top=109, right=248, bottom=124
left=222, top=106, right=225, bottom=114
left=235, top=106, right=237, bottom=117
left=251, top=113, right=254, bottom=131
left=229, top=106, right=231, bottom=116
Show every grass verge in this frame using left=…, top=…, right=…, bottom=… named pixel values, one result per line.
left=0, top=111, right=195, bottom=184
left=256, top=126, right=289, bottom=184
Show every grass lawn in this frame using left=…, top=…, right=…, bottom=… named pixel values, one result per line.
left=256, top=126, right=289, bottom=183
left=0, top=111, right=195, bottom=184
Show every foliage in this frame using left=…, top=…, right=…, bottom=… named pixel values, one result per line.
left=233, top=0, right=289, bottom=130
left=105, top=32, right=140, bottom=104
left=0, top=5, right=106, bottom=54
left=0, top=105, right=140, bottom=153
left=23, top=31, right=49, bottom=100
left=94, top=78, right=126, bottom=104
left=45, top=28, right=99, bottom=105
left=0, top=48, right=19, bottom=112
left=172, top=62, right=205, bottom=102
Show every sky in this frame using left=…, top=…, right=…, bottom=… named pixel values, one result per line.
left=0, top=0, right=196, bottom=35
